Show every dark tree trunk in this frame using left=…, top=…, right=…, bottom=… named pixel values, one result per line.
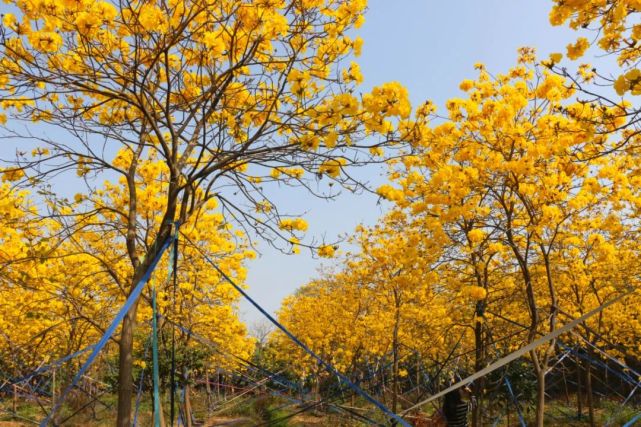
left=472, top=317, right=484, bottom=427
left=205, top=366, right=212, bottom=408
left=586, top=358, right=595, bottom=427
left=391, top=296, right=400, bottom=424
left=563, top=365, right=570, bottom=405
left=576, top=353, right=583, bottom=420
left=116, top=218, right=175, bottom=427
left=535, top=368, right=546, bottom=427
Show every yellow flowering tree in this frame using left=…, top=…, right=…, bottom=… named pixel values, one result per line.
left=0, top=153, right=256, bottom=422
left=271, top=49, right=641, bottom=424
left=273, top=211, right=460, bottom=414
left=377, top=50, right=638, bottom=426
left=0, top=183, right=97, bottom=377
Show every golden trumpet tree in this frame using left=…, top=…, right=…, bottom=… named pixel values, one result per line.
left=91, top=148, right=256, bottom=368
left=0, top=183, right=103, bottom=375
left=272, top=50, right=641, bottom=423
left=376, top=49, right=640, bottom=426
left=273, top=211, right=461, bottom=411
left=547, top=0, right=641, bottom=370
left=0, top=152, right=255, bottom=412
left=0, top=0, right=422, bottom=423
left=273, top=275, right=372, bottom=394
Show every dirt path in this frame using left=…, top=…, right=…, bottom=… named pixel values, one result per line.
left=202, top=416, right=254, bottom=426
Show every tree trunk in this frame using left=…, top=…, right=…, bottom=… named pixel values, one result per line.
left=217, top=371, right=221, bottom=401
left=576, top=353, right=582, bottom=420
left=313, top=377, right=319, bottom=401
left=506, top=400, right=510, bottom=427
left=117, top=190, right=175, bottom=426
left=586, top=358, right=595, bottom=427
left=562, top=365, right=570, bottom=405
left=185, top=383, right=193, bottom=427
left=535, top=369, right=546, bottom=427
left=159, top=398, right=167, bottom=427
left=116, top=302, right=139, bottom=427
left=205, top=366, right=212, bottom=408
left=391, top=300, right=400, bottom=423
left=472, top=318, right=484, bottom=427
left=416, top=354, right=420, bottom=390
left=12, top=384, right=17, bottom=414
left=51, top=369, right=56, bottom=410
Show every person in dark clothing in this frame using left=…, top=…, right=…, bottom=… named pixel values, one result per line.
left=442, top=388, right=468, bottom=427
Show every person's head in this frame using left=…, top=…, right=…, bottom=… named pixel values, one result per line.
left=444, top=388, right=463, bottom=405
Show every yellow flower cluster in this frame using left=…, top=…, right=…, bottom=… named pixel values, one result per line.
left=566, top=37, right=589, bottom=60
left=279, top=218, right=309, bottom=232
left=376, top=184, right=404, bottom=202
left=318, top=158, right=347, bottom=178
left=27, top=31, right=63, bottom=53
left=317, top=245, right=336, bottom=258
left=614, top=69, right=641, bottom=96
left=1, top=168, right=25, bottom=182
left=463, top=286, right=488, bottom=300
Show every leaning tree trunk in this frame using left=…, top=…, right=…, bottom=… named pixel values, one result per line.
left=116, top=204, right=176, bottom=426
left=116, top=301, right=139, bottom=427
left=533, top=248, right=558, bottom=427
left=116, top=255, right=155, bottom=426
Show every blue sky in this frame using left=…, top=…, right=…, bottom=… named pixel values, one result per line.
left=240, top=0, right=597, bottom=322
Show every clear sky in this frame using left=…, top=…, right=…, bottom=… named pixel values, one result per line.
left=240, top=0, right=592, bottom=322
